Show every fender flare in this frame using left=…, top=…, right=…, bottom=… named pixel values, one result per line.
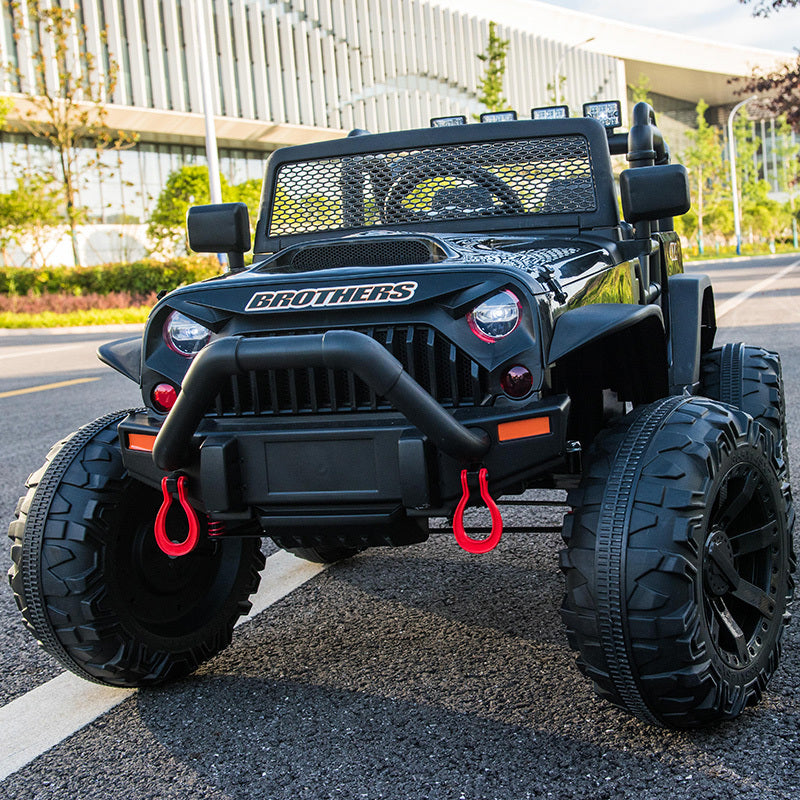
left=547, top=303, right=664, bottom=365
left=97, top=336, right=142, bottom=384
left=667, top=273, right=715, bottom=389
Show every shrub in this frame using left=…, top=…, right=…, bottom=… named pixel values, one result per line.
left=0, top=257, right=220, bottom=297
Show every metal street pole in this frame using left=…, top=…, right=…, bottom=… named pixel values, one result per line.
left=194, top=1, right=222, bottom=204
left=727, top=96, right=755, bottom=256
left=553, top=37, right=595, bottom=106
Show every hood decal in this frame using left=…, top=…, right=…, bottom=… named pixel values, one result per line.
left=245, top=281, right=418, bottom=312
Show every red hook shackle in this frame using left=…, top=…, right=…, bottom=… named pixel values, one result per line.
left=453, top=467, right=503, bottom=554
left=154, top=474, right=200, bottom=557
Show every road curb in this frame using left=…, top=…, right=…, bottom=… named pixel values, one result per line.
left=0, top=323, right=144, bottom=337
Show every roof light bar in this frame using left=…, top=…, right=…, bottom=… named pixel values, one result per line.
left=531, top=105, right=569, bottom=120
left=430, top=115, right=467, bottom=127
left=583, top=100, right=622, bottom=130
left=480, top=110, right=518, bottom=123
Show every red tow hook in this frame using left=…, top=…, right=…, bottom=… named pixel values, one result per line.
left=154, top=475, right=200, bottom=557
left=453, top=467, right=503, bottom=554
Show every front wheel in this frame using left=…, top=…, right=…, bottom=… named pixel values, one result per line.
left=560, top=397, right=794, bottom=727
left=8, top=411, right=265, bottom=687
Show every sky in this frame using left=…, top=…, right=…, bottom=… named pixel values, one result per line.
left=538, top=0, right=798, bottom=53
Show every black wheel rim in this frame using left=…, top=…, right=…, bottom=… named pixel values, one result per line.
left=110, top=483, right=244, bottom=639
left=703, top=462, right=783, bottom=668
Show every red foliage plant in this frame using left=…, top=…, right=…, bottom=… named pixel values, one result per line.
left=737, top=56, right=800, bottom=133
left=0, top=291, right=157, bottom=313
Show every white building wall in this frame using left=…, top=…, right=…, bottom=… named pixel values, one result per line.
left=22, top=0, right=624, bottom=135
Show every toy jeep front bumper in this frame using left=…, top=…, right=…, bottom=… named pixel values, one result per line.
left=119, top=331, right=570, bottom=525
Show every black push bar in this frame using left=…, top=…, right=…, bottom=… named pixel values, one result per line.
left=152, top=330, right=491, bottom=471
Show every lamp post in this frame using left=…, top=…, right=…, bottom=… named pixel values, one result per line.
left=553, top=37, right=595, bottom=106
left=727, top=96, right=755, bottom=256
left=193, top=1, right=223, bottom=207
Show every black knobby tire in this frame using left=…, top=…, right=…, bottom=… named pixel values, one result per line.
left=701, top=343, right=790, bottom=479
left=8, top=411, right=265, bottom=688
left=560, top=396, right=795, bottom=727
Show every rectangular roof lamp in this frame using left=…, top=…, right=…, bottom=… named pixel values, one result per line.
left=583, top=100, right=622, bottom=130
left=531, top=105, right=569, bottom=120
left=480, top=110, right=518, bottom=123
left=430, top=115, right=467, bottom=127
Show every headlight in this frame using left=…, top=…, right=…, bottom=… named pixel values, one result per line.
left=466, top=290, right=521, bottom=342
left=164, top=311, right=212, bottom=357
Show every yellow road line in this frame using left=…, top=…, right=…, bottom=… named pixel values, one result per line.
left=0, top=377, right=99, bottom=399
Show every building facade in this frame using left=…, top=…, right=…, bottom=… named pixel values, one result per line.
left=0, top=0, right=794, bottom=263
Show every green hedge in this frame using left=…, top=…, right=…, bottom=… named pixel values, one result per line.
left=0, top=257, right=221, bottom=297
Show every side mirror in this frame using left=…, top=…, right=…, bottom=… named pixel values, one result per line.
left=619, top=164, right=691, bottom=225
left=187, top=202, right=251, bottom=271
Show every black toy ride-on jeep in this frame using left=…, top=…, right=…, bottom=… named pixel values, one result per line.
left=9, top=101, right=794, bottom=728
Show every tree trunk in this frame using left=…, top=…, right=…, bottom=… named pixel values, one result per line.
left=68, top=218, right=79, bottom=267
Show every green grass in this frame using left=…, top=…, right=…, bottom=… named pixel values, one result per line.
left=0, top=307, right=149, bottom=328
left=684, top=243, right=800, bottom=261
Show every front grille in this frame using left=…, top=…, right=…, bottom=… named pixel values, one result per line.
left=208, top=326, right=489, bottom=417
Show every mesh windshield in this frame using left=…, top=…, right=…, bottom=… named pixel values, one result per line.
left=268, top=135, right=595, bottom=237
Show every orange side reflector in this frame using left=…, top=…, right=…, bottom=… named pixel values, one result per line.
left=497, top=417, right=551, bottom=442
left=127, top=433, right=156, bottom=452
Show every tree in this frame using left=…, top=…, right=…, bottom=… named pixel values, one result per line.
left=772, top=116, right=800, bottom=197
left=772, top=115, right=800, bottom=243
left=0, top=174, right=62, bottom=266
left=739, top=59, right=800, bottom=132
left=148, top=166, right=231, bottom=254
left=739, top=0, right=799, bottom=14
left=742, top=178, right=789, bottom=245
left=147, top=166, right=263, bottom=254
left=231, top=178, right=263, bottom=223
left=546, top=75, right=567, bottom=106
left=733, top=112, right=761, bottom=202
left=684, top=100, right=725, bottom=253
left=738, top=0, right=800, bottom=130
left=0, top=96, right=11, bottom=129
left=628, top=74, right=654, bottom=107
left=729, top=112, right=794, bottom=245
left=475, top=21, right=510, bottom=116
left=7, top=1, right=136, bottom=266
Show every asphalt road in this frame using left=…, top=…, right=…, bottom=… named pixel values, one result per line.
left=1, top=255, right=799, bottom=799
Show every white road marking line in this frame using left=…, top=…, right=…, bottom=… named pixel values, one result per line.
left=0, top=378, right=100, bottom=399
left=0, top=344, right=84, bottom=360
left=716, top=259, right=800, bottom=319
left=235, top=549, right=325, bottom=628
left=0, top=549, right=324, bottom=782
left=0, top=675, right=134, bottom=783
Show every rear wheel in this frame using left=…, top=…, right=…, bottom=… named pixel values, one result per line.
left=8, top=411, right=265, bottom=687
left=283, top=545, right=363, bottom=564
left=561, top=396, right=794, bottom=727
left=701, top=343, right=789, bottom=478
left=273, top=517, right=428, bottom=563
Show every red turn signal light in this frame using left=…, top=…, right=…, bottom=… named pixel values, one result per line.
left=152, top=383, right=178, bottom=412
left=500, top=365, right=533, bottom=398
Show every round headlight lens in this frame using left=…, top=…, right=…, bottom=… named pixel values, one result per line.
left=164, top=311, right=212, bottom=357
left=467, top=290, right=521, bottom=342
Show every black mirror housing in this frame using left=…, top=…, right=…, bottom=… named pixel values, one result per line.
left=187, top=202, right=251, bottom=254
left=619, top=165, right=691, bottom=225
